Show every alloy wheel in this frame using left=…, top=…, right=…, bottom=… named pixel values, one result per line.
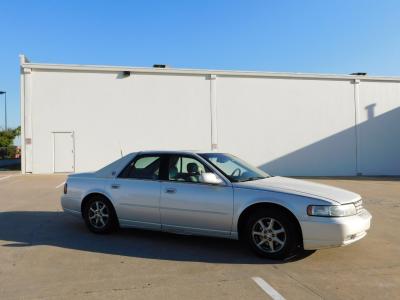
left=88, top=200, right=109, bottom=229
left=251, top=217, right=286, bottom=253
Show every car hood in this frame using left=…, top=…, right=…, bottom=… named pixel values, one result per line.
left=233, top=176, right=361, bottom=204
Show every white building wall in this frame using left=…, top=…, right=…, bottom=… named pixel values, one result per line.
left=20, top=57, right=400, bottom=176
left=28, top=70, right=212, bottom=173
left=216, top=77, right=357, bottom=176
left=358, top=81, right=400, bottom=175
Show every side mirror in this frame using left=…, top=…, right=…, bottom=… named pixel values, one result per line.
left=199, top=172, right=224, bottom=185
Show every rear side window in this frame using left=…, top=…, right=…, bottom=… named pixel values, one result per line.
left=119, top=155, right=160, bottom=180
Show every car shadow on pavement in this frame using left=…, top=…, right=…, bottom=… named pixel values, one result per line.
left=0, top=211, right=314, bottom=264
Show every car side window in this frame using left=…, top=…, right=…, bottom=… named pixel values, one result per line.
left=120, top=155, right=160, bottom=180
left=168, top=155, right=210, bottom=183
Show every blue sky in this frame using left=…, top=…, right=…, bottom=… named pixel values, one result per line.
left=1, top=0, right=399, bottom=129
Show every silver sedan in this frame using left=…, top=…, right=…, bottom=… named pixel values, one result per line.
left=61, top=151, right=372, bottom=259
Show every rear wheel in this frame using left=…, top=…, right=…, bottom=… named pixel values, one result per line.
left=83, top=196, right=118, bottom=233
left=244, top=208, right=300, bottom=259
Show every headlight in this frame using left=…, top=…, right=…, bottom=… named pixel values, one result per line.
left=307, top=204, right=356, bottom=217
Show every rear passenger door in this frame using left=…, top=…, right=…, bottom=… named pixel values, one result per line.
left=109, top=154, right=162, bottom=230
left=160, top=154, right=233, bottom=236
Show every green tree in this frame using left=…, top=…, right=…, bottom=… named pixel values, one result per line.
left=0, top=127, right=21, bottom=147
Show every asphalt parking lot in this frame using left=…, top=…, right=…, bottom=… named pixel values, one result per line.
left=0, top=172, right=399, bottom=299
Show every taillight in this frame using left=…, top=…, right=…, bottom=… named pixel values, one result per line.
left=63, top=183, right=68, bottom=194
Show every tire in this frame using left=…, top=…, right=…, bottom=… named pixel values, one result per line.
left=243, top=208, right=300, bottom=259
left=83, top=195, right=118, bottom=234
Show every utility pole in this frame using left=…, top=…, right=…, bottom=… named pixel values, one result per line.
left=0, top=91, right=6, bottom=130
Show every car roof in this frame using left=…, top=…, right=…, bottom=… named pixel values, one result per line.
left=135, top=150, right=222, bottom=155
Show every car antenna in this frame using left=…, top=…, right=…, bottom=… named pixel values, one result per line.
left=119, top=142, right=124, bottom=157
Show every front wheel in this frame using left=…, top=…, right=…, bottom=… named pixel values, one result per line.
left=83, top=196, right=118, bottom=233
left=244, top=209, right=300, bottom=259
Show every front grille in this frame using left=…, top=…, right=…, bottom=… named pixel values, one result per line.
left=354, top=199, right=364, bottom=213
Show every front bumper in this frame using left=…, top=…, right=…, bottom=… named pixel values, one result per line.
left=301, top=209, right=372, bottom=250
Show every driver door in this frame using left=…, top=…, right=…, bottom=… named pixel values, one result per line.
left=160, top=154, right=233, bottom=236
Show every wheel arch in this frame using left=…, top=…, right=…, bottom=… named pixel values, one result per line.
left=81, top=192, right=118, bottom=220
left=237, top=202, right=303, bottom=245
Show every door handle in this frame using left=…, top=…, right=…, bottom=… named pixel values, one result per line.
left=111, top=184, right=120, bottom=189
left=165, top=188, right=176, bottom=194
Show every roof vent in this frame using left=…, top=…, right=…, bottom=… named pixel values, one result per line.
left=350, top=72, right=367, bottom=76
left=153, top=64, right=169, bottom=68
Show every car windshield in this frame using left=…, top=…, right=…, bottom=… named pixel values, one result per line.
left=200, top=153, right=270, bottom=182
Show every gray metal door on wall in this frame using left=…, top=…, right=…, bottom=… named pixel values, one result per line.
left=53, top=132, right=74, bottom=173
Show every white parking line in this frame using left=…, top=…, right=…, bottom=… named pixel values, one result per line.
left=0, top=175, right=14, bottom=181
left=252, top=277, right=286, bottom=300
left=55, top=181, right=65, bottom=189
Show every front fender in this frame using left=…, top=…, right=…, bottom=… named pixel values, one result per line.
left=232, top=187, right=328, bottom=236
